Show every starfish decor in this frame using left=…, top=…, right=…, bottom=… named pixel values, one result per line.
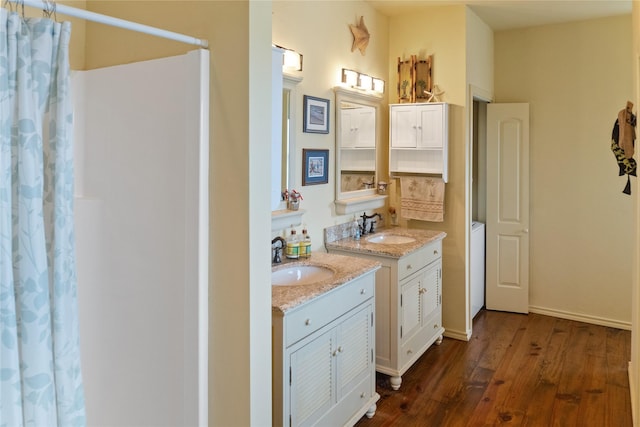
left=349, top=16, right=370, bottom=56
left=424, top=85, right=445, bottom=102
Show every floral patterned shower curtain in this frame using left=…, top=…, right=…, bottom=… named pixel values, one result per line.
left=0, top=8, right=85, bottom=426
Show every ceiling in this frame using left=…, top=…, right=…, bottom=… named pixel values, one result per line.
left=366, top=0, right=632, bottom=31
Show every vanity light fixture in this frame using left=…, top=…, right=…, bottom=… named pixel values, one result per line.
left=274, top=44, right=303, bottom=72
left=372, top=78, right=385, bottom=94
left=342, top=68, right=359, bottom=86
left=341, top=68, right=384, bottom=94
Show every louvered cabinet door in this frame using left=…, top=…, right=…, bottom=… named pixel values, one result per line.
left=421, top=262, right=440, bottom=323
left=400, top=272, right=422, bottom=344
left=336, top=304, right=373, bottom=399
left=290, top=329, right=336, bottom=427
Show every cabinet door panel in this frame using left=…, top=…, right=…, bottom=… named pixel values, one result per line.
left=390, top=107, right=417, bottom=148
left=356, top=108, right=376, bottom=147
left=341, top=110, right=357, bottom=148
left=337, top=304, right=372, bottom=399
left=422, top=263, right=440, bottom=321
left=290, top=330, right=335, bottom=427
left=417, top=105, right=444, bottom=148
left=400, top=274, right=421, bottom=343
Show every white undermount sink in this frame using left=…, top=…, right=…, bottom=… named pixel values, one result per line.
left=271, top=265, right=335, bottom=286
left=366, top=234, right=416, bottom=244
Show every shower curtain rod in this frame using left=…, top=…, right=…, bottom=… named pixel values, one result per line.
left=7, top=0, right=209, bottom=48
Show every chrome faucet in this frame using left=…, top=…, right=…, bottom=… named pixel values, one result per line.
left=271, top=236, right=286, bottom=264
left=360, top=212, right=383, bottom=235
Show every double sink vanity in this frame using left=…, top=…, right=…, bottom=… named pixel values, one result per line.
left=272, top=225, right=446, bottom=426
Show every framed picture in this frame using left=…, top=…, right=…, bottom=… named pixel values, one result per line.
left=303, top=95, right=330, bottom=134
left=302, top=149, right=329, bottom=186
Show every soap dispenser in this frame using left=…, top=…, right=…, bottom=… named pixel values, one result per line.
left=300, top=227, right=311, bottom=258
left=352, top=216, right=361, bottom=240
left=286, top=228, right=299, bottom=259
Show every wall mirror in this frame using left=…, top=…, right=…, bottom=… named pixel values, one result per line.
left=275, top=75, right=302, bottom=210
left=271, top=60, right=303, bottom=229
left=334, top=86, right=386, bottom=214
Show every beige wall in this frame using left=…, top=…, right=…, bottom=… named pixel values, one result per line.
left=272, top=1, right=389, bottom=243
left=466, top=8, right=494, bottom=98
left=388, top=6, right=469, bottom=338
left=495, top=15, right=633, bottom=328
left=630, top=1, right=639, bottom=423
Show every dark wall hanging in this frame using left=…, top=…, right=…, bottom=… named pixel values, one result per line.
left=611, top=101, right=637, bottom=195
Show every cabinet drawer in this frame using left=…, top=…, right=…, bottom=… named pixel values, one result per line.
left=285, top=273, right=375, bottom=347
left=397, top=240, right=442, bottom=280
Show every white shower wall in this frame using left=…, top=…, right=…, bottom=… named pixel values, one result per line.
left=73, top=50, right=208, bottom=426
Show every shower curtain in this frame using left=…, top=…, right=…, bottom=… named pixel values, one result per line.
left=0, top=9, right=85, bottom=426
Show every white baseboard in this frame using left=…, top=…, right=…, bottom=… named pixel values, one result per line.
left=443, top=328, right=471, bottom=342
left=629, top=362, right=637, bottom=427
left=529, top=305, right=631, bottom=330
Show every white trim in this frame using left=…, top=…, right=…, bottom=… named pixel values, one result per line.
left=630, top=361, right=637, bottom=426
left=529, top=305, right=631, bottom=331
left=11, top=0, right=208, bottom=48
left=193, top=49, right=210, bottom=427
left=443, top=328, right=472, bottom=342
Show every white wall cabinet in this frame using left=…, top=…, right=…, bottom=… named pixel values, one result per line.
left=389, top=103, right=449, bottom=182
left=339, top=106, right=376, bottom=172
left=341, top=107, right=376, bottom=148
left=329, top=239, right=444, bottom=390
left=273, top=271, right=379, bottom=426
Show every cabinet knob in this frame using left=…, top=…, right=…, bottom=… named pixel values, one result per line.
left=406, top=349, right=413, bottom=355
left=434, top=323, right=439, bottom=329
left=360, top=392, right=366, bottom=399
left=305, top=319, right=311, bottom=326
left=406, top=264, right=412, bottom=270
left=338, top=346, right=343, bottom=353
left=360, top=288, right=366, bottom=295
left=419, top=288, right=427, bottom=294
left=434, top=250, right=438, bottom=255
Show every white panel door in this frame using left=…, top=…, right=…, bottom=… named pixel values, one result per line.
left=486, top=103, right=530, bottom=313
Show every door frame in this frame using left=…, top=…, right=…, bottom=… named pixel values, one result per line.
left=465, top=84, right=493, bottom=338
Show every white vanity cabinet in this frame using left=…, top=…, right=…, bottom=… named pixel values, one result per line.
left=273, top=270, right=379, bottom=427
left=329, top=238, right=444, bottom=390
left=389, top=102, right=449, bottom=182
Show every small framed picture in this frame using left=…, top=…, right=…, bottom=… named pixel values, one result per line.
left=303, top=95, right=330, bottom=134
left=302, top=149, right=329, bottom=186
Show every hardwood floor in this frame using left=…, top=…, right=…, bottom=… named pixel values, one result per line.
left=355, top=310, right=632, bottom=427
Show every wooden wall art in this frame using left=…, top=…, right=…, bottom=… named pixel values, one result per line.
left=397, top=54, right=436, bottom=103
left=397, top=56, right=415, bottom=103
left=414, top=55, right=433, bottom=102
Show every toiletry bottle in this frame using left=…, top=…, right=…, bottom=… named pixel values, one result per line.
left=300, top=228, right=311, bottom=258
left=352, top=216, right=361, bottom=240
left=286, top=228, right=299, bottom=259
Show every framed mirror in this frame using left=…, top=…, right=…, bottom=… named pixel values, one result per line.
left=272, top=73, right=304, bottom=230
left=334, top=86, right=386, bottom=214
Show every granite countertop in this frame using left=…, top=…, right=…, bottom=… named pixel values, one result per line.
left=325, top=227, right=447, bottom=259
left=272, top=252, right=380, bottom=314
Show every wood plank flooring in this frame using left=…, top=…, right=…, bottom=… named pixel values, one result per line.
left=355, top=310, right=632, bottom=427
